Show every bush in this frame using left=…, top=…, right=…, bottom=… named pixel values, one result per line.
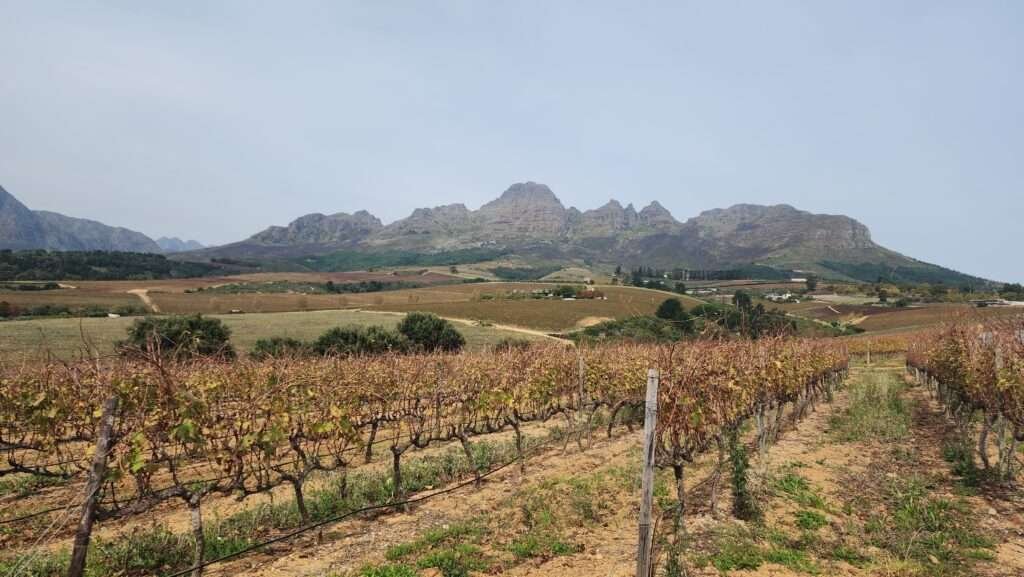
left=251, top=337, right=311, bottom=359
left=574, top=316, right=686, bottom=343
left=123, top=314, right=234, bottom=358
left=397, top=312, right=465, bottom=352
left=313, top=325, right=410, bottom=356
left=491, top=337, right=533, bottom=353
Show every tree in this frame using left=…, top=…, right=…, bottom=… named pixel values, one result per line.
left=1001, top=283, right=1024, bottom=296
left=674, top=282, right=687, bottom=295
left=123, top=314, right=234, bottom=358
left=397, top=312, right=465, bottom=352
left=805, top=275, right=818, bottom=292
left=732, top=290, right=753, bottom=311
left=656, top=298, right=685, bottom=321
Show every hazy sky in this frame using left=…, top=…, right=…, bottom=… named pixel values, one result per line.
left=1, top=2, right=1021, bottom=282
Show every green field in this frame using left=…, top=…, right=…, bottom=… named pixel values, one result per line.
left=0, top=309, right=544, bottom=360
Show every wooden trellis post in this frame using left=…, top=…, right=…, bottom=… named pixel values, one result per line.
left=636, top=368, right=659, bottom=577
left=68, top=396, right=119, bottom=577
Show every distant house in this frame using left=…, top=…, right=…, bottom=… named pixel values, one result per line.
left=790, top=278, right=807, bottom=283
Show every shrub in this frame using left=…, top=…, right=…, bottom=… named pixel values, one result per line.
left=314, top=325, right=410, bottom=356
left=123, top=314, right=234, bottom=358
left=397, top=312, right=465, bottom=352
left=491, top=337, right=533, bottom=353
left=575, top=316, right=686, bottom=343
left=251, top=336, right=311, bottom=359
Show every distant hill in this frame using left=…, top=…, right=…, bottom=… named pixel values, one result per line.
left=0, top=185, right=162, bottom=253
left=182, top=182, right=991, bottom=285
left=156, top=237, right=205, bottom=253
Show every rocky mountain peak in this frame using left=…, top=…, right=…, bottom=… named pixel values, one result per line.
left=475, top=182, right=569, bottom=239
left=638, top=201, right=677, bottom=227
left=249, top=210, right=383, bottom=245
left=690, top=203, right=874, bottom=251
left=483, top=182, right=564, bottom=210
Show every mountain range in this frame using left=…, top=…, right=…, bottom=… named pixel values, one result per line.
left=0, top=182, right=989, bottom=284
left=182, top=182, right=986, bottom=285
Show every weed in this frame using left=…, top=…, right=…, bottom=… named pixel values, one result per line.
left=728, top=428, right=761, bottom=521
left=794, top=509, right=827, bottom=531
left=826, top=543, right=871, bottom=566
left=0, top=474, right=64, bottom=498
left=865, top=477, right=995, bottom=574
left=386, top=522, right=484, bottom=561
left=775, top=472, right=827, bottom=510
left=763, top=546, right=820, bottom=573
left=359, top=563, right=418, bottom=577
left=509, top=532, right=577, bottom=559
left=709, top=537, right=763, bottom=571
left=942, top=439, right=988, bottom=488
left=416, top=544, right=489, bottom=577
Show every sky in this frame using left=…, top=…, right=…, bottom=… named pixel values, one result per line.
left=1, top=1, right=1021, bottom=282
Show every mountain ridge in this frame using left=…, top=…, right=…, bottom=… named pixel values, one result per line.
left=181, top=182, right=989, bottom=285
left=1, top=185, right=168, bottom=254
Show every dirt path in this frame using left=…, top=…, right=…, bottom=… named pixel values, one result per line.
left=708, top=359, right=1024, bottom=577
left=126, top=288, right=160, bottom=313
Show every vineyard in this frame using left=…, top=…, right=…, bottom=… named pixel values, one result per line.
left=0, top=337, right=851, bottom=577
left=2, top=320, right=1023, bottom=577
left=907, top=317, right=1024, bottom=481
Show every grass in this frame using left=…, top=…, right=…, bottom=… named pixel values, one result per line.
left=0, top=309, right=543, bottom=360
left=0, top=473, right=64, bottom=498
left=701, top=527, right=822, bottom=574
left=828, top=370, right=910, bottom=442
left=864, top=476, right=995, bottom=575
left=385, top=523, right=485, bottom=561
left=794, top=509, right=828, bottom=531
left=775, top=471, right=828, bottom=510
left=359, top=565, right=418, bottom=577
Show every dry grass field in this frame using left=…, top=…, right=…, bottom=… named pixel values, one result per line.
left=0, top=270, right=461, bottom=312
left=0, top=309, right=543, bottom=360
left=3, top=277, right=703, bottom=330
left=364, top=284, right=705, bottom=332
